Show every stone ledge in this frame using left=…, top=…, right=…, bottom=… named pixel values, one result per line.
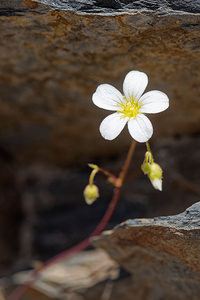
left=94, top=202, right=200, bottom=299
left=36, top=0, right=200, bottom=14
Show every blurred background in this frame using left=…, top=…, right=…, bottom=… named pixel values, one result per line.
left=0, top=0, right=199, bottom=285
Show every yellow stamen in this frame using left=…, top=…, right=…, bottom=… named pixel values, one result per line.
left=118, top=96, right=142, bottom=119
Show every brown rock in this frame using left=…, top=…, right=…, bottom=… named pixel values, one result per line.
left=94, top=201, right=200, bottom=300
left=0, top=1, right=200, bottom=165
left=23, top=0, right=38, bottom=9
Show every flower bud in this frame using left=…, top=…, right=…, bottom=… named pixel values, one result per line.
left=83, top=184, right=99, bottom=205
left=141, top=161, right=163, bottom=191
left=149, top=163, right=163, bottom=191
left=150, top=177, right=162, bottom=191
left=141, top=162, right=151, bottom=174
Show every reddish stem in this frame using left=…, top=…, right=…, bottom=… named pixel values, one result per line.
left=8, top=186, right=121, bottom=300
left=8, top=140, right=136, bottom=300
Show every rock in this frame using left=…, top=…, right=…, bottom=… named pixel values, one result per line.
left=5, top=249, right=119, bottom=300
left=94, top=201, right=200, bottom=299
left=36, top=0, right=200, bottom=13
left=5, top=202, right=200, bottom=300
left=0, top=1, right=200, bottom=165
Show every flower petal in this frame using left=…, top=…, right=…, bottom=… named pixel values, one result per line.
left=139, top=90, right=169, bottom=113
left=128, top=114, right=153, bottom=142
left=150, top=178, right=162, bottom=191
left=123, top=71, right=148, bottom=100
left=92, top=84, right=124, bottom=111
left=100, top=113, right=128, bottom=140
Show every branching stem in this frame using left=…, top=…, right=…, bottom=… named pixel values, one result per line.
left=8, top=140, right=137, bottom=300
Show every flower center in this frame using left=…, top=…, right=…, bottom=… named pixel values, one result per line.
left=118, top=96, right=142, bottom=119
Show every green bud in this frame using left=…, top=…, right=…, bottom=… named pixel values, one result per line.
left=83, top=184, right=99, bottom=205
left=149, top=163, right=162, bottom=181
left=141, top=160, right=163, bottom=191
left=149, top=163, right=163, bottom=191
left=141, top=162, right=151, bottom=175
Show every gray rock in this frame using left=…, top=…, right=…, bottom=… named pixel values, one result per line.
left=126, top=201, right=200, bottom=229
left=35, top=0, right=200, bottom=14
left=94, top=201, right=200, bottom=299
left=6, top=202, right=200, bottom=300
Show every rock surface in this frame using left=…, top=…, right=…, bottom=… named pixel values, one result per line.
left=6, top=250, right=119, bottom=300
left=5, top=202, right=200, bottom=300
left=0, top=0, right=200, bottom=165
left=36, top=0, right=200, bottom=14
left=94, top=201, right=200, bottom=300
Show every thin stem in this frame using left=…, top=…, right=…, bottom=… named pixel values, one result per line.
left=145, top=142, right=154, bottom=163
left=89, top=164, right=118, bottom=186
left=119, top=140, right=137, bottom=184
left=89, top=168, right=98, bottom=185
left=146, top=141, right=152, bottom=153
left=8, top=140, right=136, bottom=300
left=98, top=167, right=117, bottom=181
left=8, top=187, right=121, bottom=300
left=98, top=167, right=118, bottom=185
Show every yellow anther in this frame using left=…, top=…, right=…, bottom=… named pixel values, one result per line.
left=118, top=96, right=142, bottom=119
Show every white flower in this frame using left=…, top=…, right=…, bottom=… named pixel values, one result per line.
left=92, top=71, right=169, bottom=143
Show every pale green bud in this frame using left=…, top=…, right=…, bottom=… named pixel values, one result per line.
left=141, top=162, right=151, bottom=175
left=149, top=163, right=162, bottom=181
left=141, top=161, right=163, bottom=191
left=149, top=163, right=163, bottom=191
left=83, top=184, right=99, bottom=205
